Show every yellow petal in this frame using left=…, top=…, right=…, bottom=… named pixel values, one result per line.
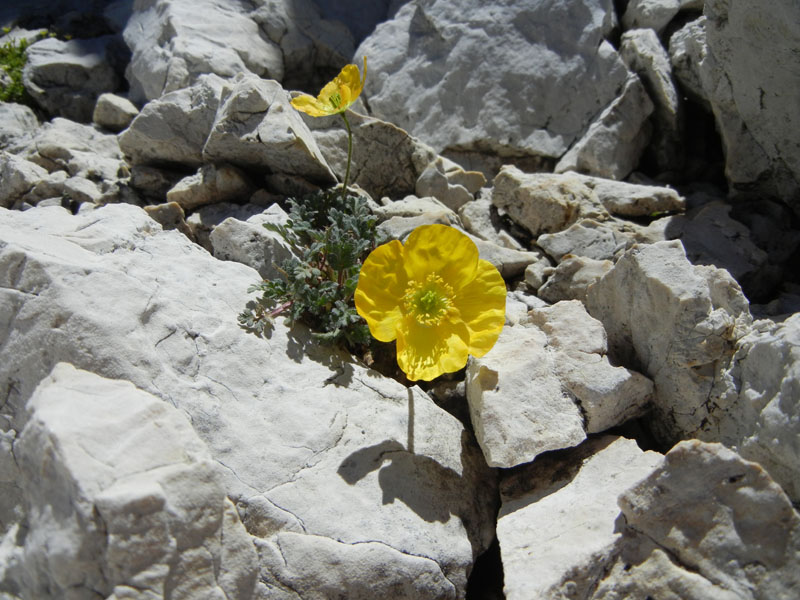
left=454, top=259, right=506, bottom=357
left=354, top=240, right=408, bottom=342
left=291, top=94, right=332, bottom=117
left=337, top=56, right=366, bottom=107
left=396, top=316, right=470, bottom=381
left=402, top=225, right=479, bottom=291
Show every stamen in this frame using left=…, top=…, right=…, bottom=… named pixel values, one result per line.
left=403, top=274, right=455, bottom=326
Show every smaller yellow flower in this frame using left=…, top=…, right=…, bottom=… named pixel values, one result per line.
left=291, top=57, right=367, bottom=117
left=355, top=224, right=506, bottom=381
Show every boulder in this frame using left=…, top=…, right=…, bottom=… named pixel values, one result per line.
left=668, top=16, right=709, bottom=108
left=0, top=103, right=39, bottom=152
left=93, top=92, right=139, bottom=132
left=203, top=74, right=336, bottom=185
left=599, top=440, right=800, bottom=598
left=7, top=363, right=258, bottom=599
left=491, top=167, right=607, bottom=238
left=714, top=315, right=800, bottom=502
left=621, top=0, right=681, bottom=34
left=307, top=110, right=437, bottom=200
left=586, top=240, right=753, bottom=444
left=701, top=0, right=800, bottom=213
left=119, top=74, right=227, bottom=169
left=619, top=28, right=683, bottom=173
left=459, top=196, right=525, bottom=250
left=22, top=36, right=120, bottom=122
left=536, top=256, right=613, bottom=304
left=209, top=215, right=294, bottom=281
left=465, top=325, right=587, bottom=468
left=577, top=174, right=685, bottom=217
left=497, top=436, right=662, bottom=600
left=537, top=219, right=632, bottom=262
left=0, top=203, right=496, bottom=598
left=555, top=74, right=654, bottom=180
left=356, top=0, right=631, bottom=164
left=466, top=301, right=653, bottom=466
left=123, top=0, right=283, bottom=103
left=165, top=164, right=253, bottom=211
left=0, top=152, right=49, bottom=209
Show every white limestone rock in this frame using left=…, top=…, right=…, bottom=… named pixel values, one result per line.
left=470, top=236, right=543, bottom=280
left=307, top=110, right=437, bottom=200
left=529, top=301, right=653, bottom=434
left=536, top=256, right=613, bottom=304
left=22, top=36, right=120, bottom=122
left=373, top=195, right=457, bottom=222
left=63, top=175, right=103, bottom=206
left=465, top=326, right=587, bottom=468
left=586, top=240, right=753, bottom=443
left=356, top=0, right=628, bottom=162
left=0, top=203, right=496, bottom=598
left=7, top=363, right=257, bottom=599
left=28, top=117, right=125, bottom=176
left=203, top=74, right=336, bottom=185
left=621, top=0, right=681, bottom=34
left=599, top=440, right=800, bottom=599
left=0, top=151, right=48, bottom=209
left=497, top=436, right=662, bottom=600
left=492, top=166, right=608, bottom=238
left=415, top=160, right=474, bottom=211
left=701, top=0, right=800, bottom=213
left=92, top=92, right=140, bottom=133
left=118, top=74, right=227, bottom=169
left=186, top=202, right=276, bottom=252
left=459, top=195, right=523, bottom=251
left=715, top=315, right=800, bottom=502
left=165, top=163, right=253, bottom=211
left=249, top=0, right=355, bottom=92
left=666, top=200, right=773, bottom=299
left=555, top=75, right=654, bottom=180
left=0, top=103, right=39, bottom=152
left=619, top=28, right=683, bottom=172
left=578, top=174, right=685, bottom=217
left=123, top=0, right=283, bottom=103
left=537, top=219, right=633, bottom=262
left=209, top=216, right=293, bottom=281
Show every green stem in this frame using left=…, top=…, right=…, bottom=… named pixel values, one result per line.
left=341, top=111, right=353, bottom=203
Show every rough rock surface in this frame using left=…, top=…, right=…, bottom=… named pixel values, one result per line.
left=357, top=0, right=630, bottom=163
left=492, top=167, right=607, bottom=238
left=6, top=363, right=258, bottom=599
left=601, top=440, right=800, bottom=599
left=466, top=301, right=652, bottom=467
left=586, top=240, right=753, bottom=443
left=204, top=74, right=336, bottom=184
left=22, top=36, right=120, bottom=123
left=497, top=436, right=662, bottom=600
left=123, top=0, right=283, bottom=103
left=92, top=92, right=139, bottom=132
left=0, top=204, right=496, bottom=598
left=535, top=255, right=613, bottom=303
left=701, top=0, right=800, bottom=212
left=119, top=74, right=227, bottom=168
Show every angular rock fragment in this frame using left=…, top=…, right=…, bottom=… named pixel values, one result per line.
left=535, top=255, right=613, bottom=304
left=492, top=166, right=607, bottom=238
left=555, top=75, right=654, bottom=180
left=166, top=163, right=253, bottom=211
left=537, top=219, right=632, bottom=262
left=0, top=204, right=496, bottom=599
left=9, top=363, right=258, bottom=599
left=119, top=74, right=227, bottom=168
left=22, top=36, right=120, bottom=122
left=600, top=440, right=800, bottom=599
left=498, top=436, right=662, bottom=600
left=203, top=74, right=336, bottom=185
left=93, top=92, right=139, bottom=132
left=586, top=240, right=753, bottom=443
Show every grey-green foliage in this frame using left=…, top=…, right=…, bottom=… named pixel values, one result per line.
left=238, top=189, right=386, bottom=350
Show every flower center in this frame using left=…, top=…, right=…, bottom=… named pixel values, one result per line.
left=403, top=274, right=454, bottom=326
left=328, top=92, right=342, bottom=109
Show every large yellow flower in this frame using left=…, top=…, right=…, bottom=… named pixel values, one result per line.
left=291, top=57, right=367, bottom=117
left=355, top=224, right=506, bottom=381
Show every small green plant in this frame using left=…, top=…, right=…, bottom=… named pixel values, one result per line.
left=239, top=189, right=386, bottom=350
left=0, top=34, right=31, bottom=104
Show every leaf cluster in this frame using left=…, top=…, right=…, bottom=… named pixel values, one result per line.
left=0, top=34, right=31, bottom=104
left=239, top=189, right=385, bottom=350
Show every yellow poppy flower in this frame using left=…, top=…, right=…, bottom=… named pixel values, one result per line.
left=355, top=224, right=506, bottom=381
left=291, top=57, right=367, bottom=117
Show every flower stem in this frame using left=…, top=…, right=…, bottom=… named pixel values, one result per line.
left=341, top=111, right=353, bottom=203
